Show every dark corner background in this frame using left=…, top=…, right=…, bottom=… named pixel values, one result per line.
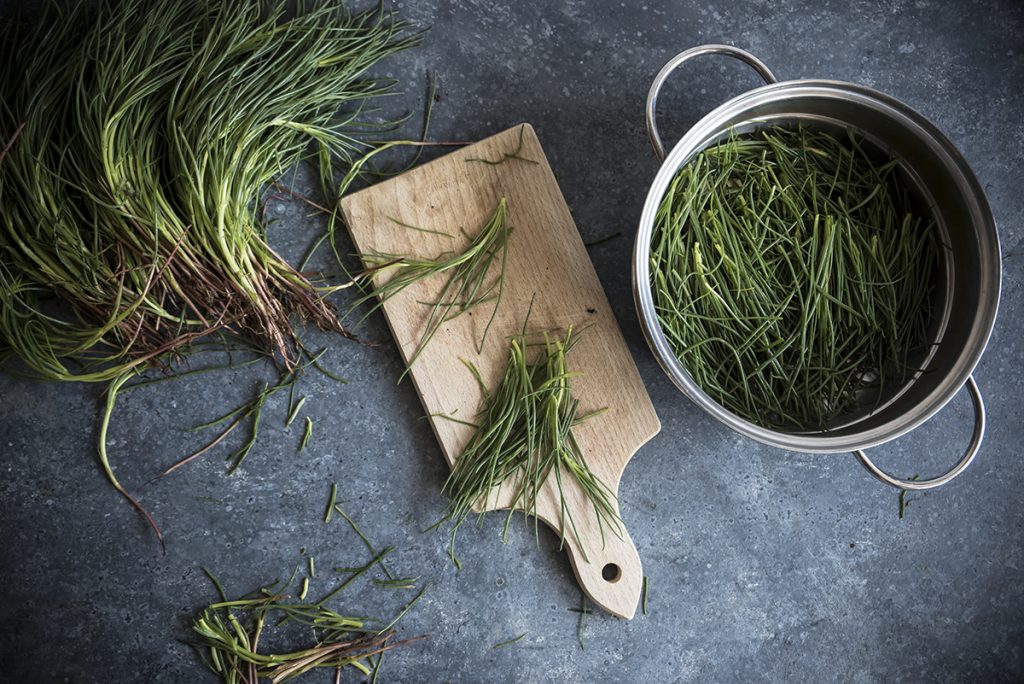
left=1, top=1, right=1022, bottom=682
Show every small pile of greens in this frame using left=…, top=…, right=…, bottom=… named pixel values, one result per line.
left=436, top=312, right=620, bottom=565
left=193, top=591, right=406, bottom=684
left=192, top=491, right=426, bottom=684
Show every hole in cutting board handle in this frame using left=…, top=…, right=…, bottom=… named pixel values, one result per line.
left=601, top=563, right=622, bottom=583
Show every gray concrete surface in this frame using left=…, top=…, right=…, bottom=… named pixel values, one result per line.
left=1, top=1, right=1023, bottom=682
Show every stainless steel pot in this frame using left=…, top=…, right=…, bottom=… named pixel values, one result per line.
left=633, top=45, right=1001, bottom=490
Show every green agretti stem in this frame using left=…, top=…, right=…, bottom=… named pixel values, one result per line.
left=650, top=125, right=940, bottom=430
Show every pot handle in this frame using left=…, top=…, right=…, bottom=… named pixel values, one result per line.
left=853, top=376, right=985, bottom=490
left=646, top=44, right=778, bottom=161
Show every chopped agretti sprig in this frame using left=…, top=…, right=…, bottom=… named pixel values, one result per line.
left=351, top=198, right=511, bottom=375
left=434, top=308, right=621, bottom=565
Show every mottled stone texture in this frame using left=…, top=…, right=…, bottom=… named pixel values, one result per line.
left=1, top=1, right=1022, bottom=682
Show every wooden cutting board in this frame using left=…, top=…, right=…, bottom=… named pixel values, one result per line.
left=340, top=124, right=660, bottom=619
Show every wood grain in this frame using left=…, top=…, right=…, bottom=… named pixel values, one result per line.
left=341, top=124, right=660, bottom=618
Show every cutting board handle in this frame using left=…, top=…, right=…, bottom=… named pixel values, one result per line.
left=560, top=518, right=643, bottom=620
left=526, top=454, right=645, bottom=619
